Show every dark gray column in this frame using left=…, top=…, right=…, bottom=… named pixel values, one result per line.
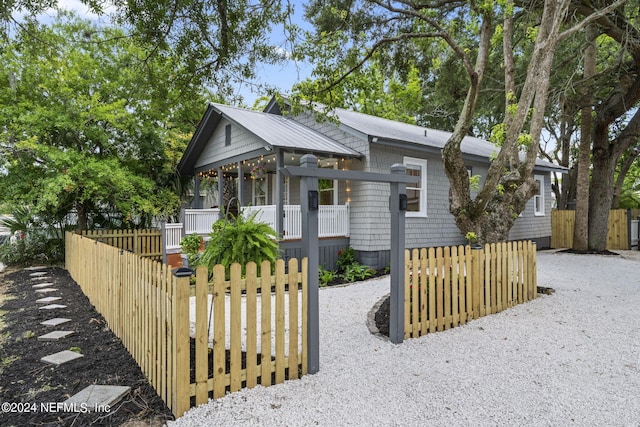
left=237, top=162, right=243, bottom=210
left=276, top=149, right=284, bottom=239
left=300, top=154, right=320, bottom=374
left=389, top=164, right=407, bottom=344
left=193, top=174, right=202, bottom=209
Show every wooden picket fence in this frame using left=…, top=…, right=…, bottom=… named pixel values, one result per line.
left=65, top=232, right=308, bottom=417
left=551, top=209, right=630, bottom=250
left=81, top=228, right=162, bottom=260
left=404, top=241, right=537, bottom=338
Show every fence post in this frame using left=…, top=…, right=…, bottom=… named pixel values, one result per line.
left=300, top=154, right=320, bottom=374
left=389, top=164, right=407, bottom=344
left=627, top=209, right=632, bottom=250
left=171, top=270, right=190, bottom=416
left=471, top=244, right=483, bottom=319
left=161, top=221, right=167, bottom=265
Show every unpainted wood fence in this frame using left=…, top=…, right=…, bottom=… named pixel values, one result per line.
left=551, top=209, right=638, bottom=250
left=65, top=232, right=308, bottom=417
left=404, top=241, right=537, bottom=338
left=81, top=229, right=162, bottom=261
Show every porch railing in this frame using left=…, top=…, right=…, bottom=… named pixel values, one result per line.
left=165, top=223, right=183, bottom=253
left=184, top=208, right=220, bottom=235
left=244, top=204, right=349, bottom=240
left=162, top=204, right=349, bottom=262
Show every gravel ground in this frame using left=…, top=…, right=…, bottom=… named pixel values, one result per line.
left=169, top=250, right=640, bottom=426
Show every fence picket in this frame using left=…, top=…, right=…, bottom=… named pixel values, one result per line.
left=246, top=262, right=258, bottom=389
left=195, top=266, right=209, bottom=405
left=403, top=241, right=537, bottom=340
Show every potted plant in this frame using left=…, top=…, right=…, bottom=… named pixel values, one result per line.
left=180, top=233, right=204, bottom=268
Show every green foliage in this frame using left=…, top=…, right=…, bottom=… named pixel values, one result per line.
left=469, top=174, right=481, bottom=191
left=180, top=234, right=203, bottom=267
left=340, top=264, right=375, bottom=282
left=318, top=266, right=337, bottom=287
left=0, top=230, right=64, bottom=267
left=336, top=247, right=356, bottom=272
left=0, top=13, right=208, bottom=230
left=197, top=211, right=279, bottom=276
left=465, top=231, right=478, bottom=244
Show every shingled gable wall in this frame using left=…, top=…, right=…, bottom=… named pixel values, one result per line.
left=285, top=110, right=552, bottom=269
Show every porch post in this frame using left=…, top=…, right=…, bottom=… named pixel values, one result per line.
left=275, top=149, right=284, bottom=239
left=300, top=154, right=319, bottom=374
left=389, top=164, right=407, bottom=344
left=217, top=167, right=224, bottom=219
left=237, top=161, right=243, bottom=211
left=193, top=174, right=202, bottom=209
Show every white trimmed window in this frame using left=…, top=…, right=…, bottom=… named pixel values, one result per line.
left=404, top=157, right=427, bottom=217
left=534, top=174, right=545, bottom=216
left=319, top=159, right=338, bottom=205
left=252, top=177, right=267, bottom=206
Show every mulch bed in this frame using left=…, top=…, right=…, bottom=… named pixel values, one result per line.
left=0, top=267, right=174, bottom=427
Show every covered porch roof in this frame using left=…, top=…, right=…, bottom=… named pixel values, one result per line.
left=178, top=103, right=362, bottom=176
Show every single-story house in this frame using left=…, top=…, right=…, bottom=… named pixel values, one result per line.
left=177, top=96, right=565, bottom=269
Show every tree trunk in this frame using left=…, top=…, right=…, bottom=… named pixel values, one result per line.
left=587, top=135, right=616, bottom=251
left=76, top=202, right=88, bottom=232
left=572, top=25, right=596, bottom=251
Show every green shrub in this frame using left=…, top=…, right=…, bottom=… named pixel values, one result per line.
left=197, top=210, right=279, bottom=277
left=336, top=247, right=356, bottom=272
left=0, top=230, right=64, bottom=266
left=340, top=263, right=375, bottom=282
left=318, top=266, right=337, bottom=287
left=180, top=233, right=203, bottom=267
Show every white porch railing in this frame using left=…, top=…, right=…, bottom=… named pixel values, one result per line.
left=184, top=208, right=220, bottom=235
left=244, top=204, right=349, bottom=240
left=165, top=223, right=183, bottom=253
left=164, top=205, right=349, bottom=254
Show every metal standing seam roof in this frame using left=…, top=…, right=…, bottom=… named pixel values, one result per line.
left=319, top=105, right=566, bottom=171
left=212, top=103, right=362, bottom=157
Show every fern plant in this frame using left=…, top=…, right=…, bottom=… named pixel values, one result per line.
left=197, top=210, right=279, bottom=277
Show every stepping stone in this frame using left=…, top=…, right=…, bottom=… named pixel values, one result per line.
left=26, top=266, right=48, bottom=271
left=29, top=272, right=48, bottom=277
left=35, top=288, right=58, bottom=294
left=41, top=318, right=72, bottom=327
left=38, top=330, right=75, bottom=341
left=33, top=282, right=55, bottom=288
left=31, top=276, right=52, bottom=281
left=63, top=385, right=130, bottom=411
left=36, top=296, right=62, bottom=304
left=41, top=350, right=84, bottom=366
left=39, top=304, right=67, bottom=310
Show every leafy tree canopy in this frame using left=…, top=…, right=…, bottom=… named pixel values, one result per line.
left=0, top=12, right=209, bottom=230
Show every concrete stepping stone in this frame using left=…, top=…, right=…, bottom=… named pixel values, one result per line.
left=26, top=266, right=48, bottom=271
left=36, top=296, right=62, bottom=304
left=41, top=318, right=72, bottom=327
left=35, top=288, right=58, bottom=294
left=63, top=385, right=130, bottom=411
left=41, top=350, right=84, bottom=366
left=29, top=272, right=48, bottom=277
left=31, top=276, right=53, bottom=281
left=38, top=330, right=75, bottom=341
left=32, top=282, right=55, bottom=288
left=39, top=304, right=67, bottom=310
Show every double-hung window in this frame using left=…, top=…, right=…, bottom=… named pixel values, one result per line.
left=403, top=157, right=427, bottom=217
left=533, top=174, right=545, bottom=216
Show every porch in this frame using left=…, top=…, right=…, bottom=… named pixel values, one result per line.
left=164, top=204, right=350, bottom=253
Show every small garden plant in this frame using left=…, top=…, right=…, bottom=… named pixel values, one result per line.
left=180, top=233, right=204, bottom=267
left=335, top=247, right=375, bottom=282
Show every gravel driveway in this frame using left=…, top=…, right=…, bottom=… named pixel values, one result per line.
left=169, top=250, right=640, bottom=426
